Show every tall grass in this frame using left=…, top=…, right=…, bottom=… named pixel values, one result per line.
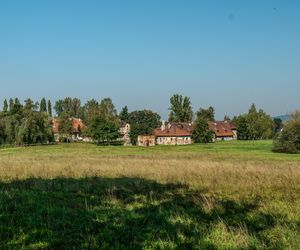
left=0, top=141, right=299, bottom=249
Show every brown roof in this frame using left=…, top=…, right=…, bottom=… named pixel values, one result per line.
left=208, top=121, right=235, bottom=137
left=154, top=123, right=193, bottom=137
left=52, top=118, right=86, bottom=134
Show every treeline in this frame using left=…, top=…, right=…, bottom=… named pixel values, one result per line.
left=0, top=94, right=285, bottom=146
left=0, top=98, right=53, bottom=145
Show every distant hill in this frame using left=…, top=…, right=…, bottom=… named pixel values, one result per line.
left=274, top=114, right=292, bottom=122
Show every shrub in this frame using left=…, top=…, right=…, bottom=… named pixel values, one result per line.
left=273, top=111, right=300, bottom=153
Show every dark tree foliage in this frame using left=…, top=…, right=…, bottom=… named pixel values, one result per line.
left=233, top=104, right=274, bottom=140
left=58, top=113, right=73, bottom=140
left=89, top=117, right=119, bottom=145
left=168, top=94, right=193, bottom=122
left=119, top=106, right=129, bottom=122
left=54, top=100, right=64, bottom=117
left=83, top=99, right=99, bottom=126
left=40, top=98, right=47, bottom=112
left=273, top=111, right=300, bottom=153
left=192, top=117, right=214, bottom=143
left=234, top=115, right=250, bottom=140
left=11, top=98, right=23, bottom=115
left=17, top=112, right=53, bottom=145
left=128, top=110, right=161, bottom=145
left=196, top=106, right=215, bottom=122
left=0, top=98, right=53, bottom=145
left=54, top=98, right=81, bottom=118
left=273, top=118, right=283, bottom=133
left=48, top=100, right=52, bottom=117
left=0, top=119, right=6, bottom=144
left=9, top=98, right=14, bottom=113
left=3, top=99, right=8, bottom=113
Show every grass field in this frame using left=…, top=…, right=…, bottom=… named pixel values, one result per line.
left=0, top=141, right=299, bottom=249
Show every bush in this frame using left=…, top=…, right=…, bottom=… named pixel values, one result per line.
left=273, top=111, right=300, bottom=153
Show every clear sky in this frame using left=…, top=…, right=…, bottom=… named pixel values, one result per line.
left=0, top=0, right=299, bottom=119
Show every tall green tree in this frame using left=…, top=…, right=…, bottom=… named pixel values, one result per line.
left=119, top=106, right=129, bottom=122
left=233, top=104, right=274, bottom=140
left=17, top=111, right=53, bottom=145
left=168, top=94, right=193, bottom=122
left=192, top=117, right=214, bottom=143
left=3, top=99, right=8, bottom=113
left=40, top=98, right=47, bottom=112
left=196, top=106, right=215, bottom=121
left=48, top=100, right=52, bottom=117
left=273, top=118, right=283, bottom=133
left=99, top=98, right=118, bottom=122
left=13, top=98, right=23, bottom=114
left=54, top=99, right=64, bottom=117
left=9, top=98, right=14, bottom=113
left=89, top=117, right=119, bottom=145
left=128, top=110, right=161, bottom=145
left=84, top=99, right=99, bottom=125
left=54, top=98, right=82, bottom=118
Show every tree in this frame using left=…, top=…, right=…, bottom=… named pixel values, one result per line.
left=3, top=99, right=8, bottom=113
left=58, top=113, right=73, bottom=141
left=23, top=98, right=37, bottom=113
left=17, top=111, right=53, bottom=145
left=273, top=111, right=300, bottom=153
left=119, top=106, right=129, bottom=122
left=196, top=106, right=215, bottom=121
left=9, top=98, right=14, bottom=113
left=99, top=98, right=118, bottom=122
left=128, top=110, right=161, bottom=145
left=40, top=98, right=47, bottom=112
left=54, top=97, right=82, bottom=118
left=13, top=98, right=23, bottom=114
left=224, top=115, right=230, bottom=121
left=84, top=99, right=99, bottom=125
left=168, top=94, right=193, bottom=122
left=192, top=117, right=214, bottom=143
left=233, top=104, right=274, bottom=140
left=54, top=100, right=64, bottom=117
left=274, top=118, right=283, bottom=133
left=48, top=100, right=52, bottom=117
left=0, top=119, right=6, bottom=144
left=233, top=115, right=250, bottom=140
left=89, top=117, right=119, bottom=145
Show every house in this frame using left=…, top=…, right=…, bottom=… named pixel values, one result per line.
left=153, top=121, right=193, bottom=145
left=208, top=120, right=237, bottom=141
left=52, top=118, right=86, bottom=142
left=119, top=121, right=131, bottom=145
left=137, top=135, right=156, bottom=147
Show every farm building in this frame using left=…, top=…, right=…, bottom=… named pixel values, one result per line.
left=52, top=118, right=86, bottom=142
left=208, top=120, right=237, bottom=141
left=154, top=122, right=193, bottom=145
left=137, top=135, right=156, bottom=147
left=119, top=121, right=131, bottom=145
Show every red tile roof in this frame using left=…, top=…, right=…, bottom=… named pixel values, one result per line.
left=208, top=121, right=235, bottom=137
left=52, top=118, right=86, bottom=134
left=154, top=123, right=193, bottom=137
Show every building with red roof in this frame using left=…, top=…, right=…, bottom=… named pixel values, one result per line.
left=52, top=118, right=86, bottom=142
left=208, top=120, right=237, bottom=141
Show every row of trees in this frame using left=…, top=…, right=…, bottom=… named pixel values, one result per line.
left=0, top=98, right=53, bottom=145
left=0, top=94, right=284, bottom=146
left=232, top=104, right=276, bottom=140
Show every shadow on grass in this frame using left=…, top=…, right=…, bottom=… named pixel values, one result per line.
left=0, top=177, right=296, bottom=249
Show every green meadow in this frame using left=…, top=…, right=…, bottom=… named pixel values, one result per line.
left=0, top=141, right=299, bottom=249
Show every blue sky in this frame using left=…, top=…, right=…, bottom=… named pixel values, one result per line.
left=0, top=0, right=299, bottom=119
